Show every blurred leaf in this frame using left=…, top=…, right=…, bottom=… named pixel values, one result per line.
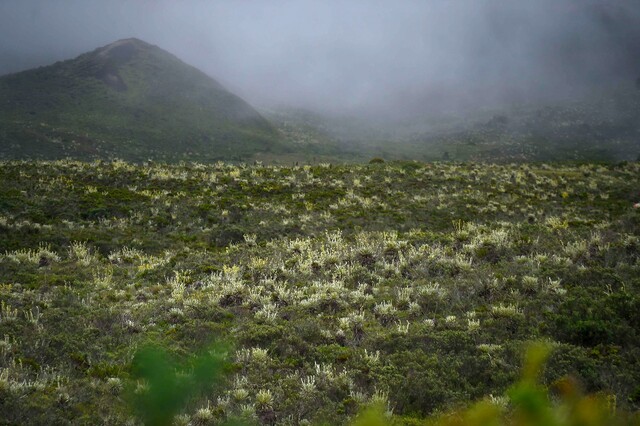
left=128, top=342, right=228, bottom=426
left=352, top=403, right=389, bottom=426
left=521, top=341, right=551, bottom=384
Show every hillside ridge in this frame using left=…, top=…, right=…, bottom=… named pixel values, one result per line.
left=0, top=38, right=282, bottom=161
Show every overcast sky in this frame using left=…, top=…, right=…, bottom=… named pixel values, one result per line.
left=1, top=0, right=639, bottom=117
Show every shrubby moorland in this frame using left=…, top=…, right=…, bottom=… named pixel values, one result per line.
left=1, top=159, right=639, bottom=424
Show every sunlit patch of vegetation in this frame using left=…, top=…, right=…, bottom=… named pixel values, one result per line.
left=0, top=159, right=639, bottom=424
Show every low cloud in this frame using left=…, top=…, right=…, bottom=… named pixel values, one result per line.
left=1, top=0, right=638, bottom=118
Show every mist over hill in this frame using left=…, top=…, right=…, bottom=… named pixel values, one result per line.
left=2, top=1, right=639, bottom=119
left=1, top=36, right=639, bottom=164
left=1, top=1, right=640, bottom=162
left=264, top=83, right=640, bottom=163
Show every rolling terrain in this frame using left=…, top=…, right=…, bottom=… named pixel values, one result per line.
left=2, top=38, right=639, bottom=165
left=265, top=86, right=640, bottom=164
left=1, top=160, right=639, bottom=424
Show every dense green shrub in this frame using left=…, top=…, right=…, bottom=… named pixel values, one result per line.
left=0, top=160, right=639, bottom=424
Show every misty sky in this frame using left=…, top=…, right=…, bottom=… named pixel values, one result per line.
left=1, top=0, right=639, bottom=117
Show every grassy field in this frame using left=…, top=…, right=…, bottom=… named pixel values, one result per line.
left=1, top=159, right=639, bottom=425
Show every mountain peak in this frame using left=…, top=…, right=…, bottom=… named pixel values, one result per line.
left=0, top=39, right=280, bottom=161
left=107, top=37, right=149, bottom=46
left=96, top=38, right=153, bottom=57
left=79, top=38, right=171, bottom=91
left=93, top=38, right=151, bottom=64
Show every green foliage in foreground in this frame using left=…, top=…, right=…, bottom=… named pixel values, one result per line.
left=129, top=343, right=228, bottom=426
left=356, top=343, right=639, bottom=425
left=129, top=341, right=639, bottom=425
left=0, top=159, right=639, bottom=424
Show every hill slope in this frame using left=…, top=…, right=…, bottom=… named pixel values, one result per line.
left=398, top=87, right=640, bottom=162
left=0, top=38, right=282, bottom=161
left=266, top=86, right=640, bottom=163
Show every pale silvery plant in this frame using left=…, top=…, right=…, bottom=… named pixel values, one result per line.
left=348, top=310, right=366, bottom=330
left=491, top=303, right=523, bottom=317
left=408, top=302, right=421, bottom=314
left=589, top=231, right=610, bottom=251
left=216, top=395, right=231, bottom=413
left=363, top=349, right=380, bottom=364
left=168, top=307, right=184, bottom=319
left=314, top=362, right=335, bottom=382
left=418, top=282, right=445, bottom=299
left=69, top=241, right=94, bottom=266
left=243, top=233, right=257, bottom=246
left=338, top=316, right=351, bottom=331
left=254, top=303, right=278, bottom=322
left=370, top=390, right=394, bottom=417
left=380, top=258, right=401, bottom=277
left=23, top=307, right=41, bottom=326
left=545, top=216, right=569, bottom=231
left=333, top=261, right=360, bottom=280
left=233, top=374, right=249, bottom=389
left=350, top=389, right=368, bottom=404
left=92, top=266, right=113, bottom=289
left=348, top=286, right=369, bottom=304
left=489, top=394, right=510, bottom=409
left=174, top=412, right=191, bottom=426
left=298, top=293, right=321, bottom=309
left=373, top=301, right=396, bottom=321
left=300, top=375, right=317, bottom=395
left=248, top=256, right=269, bottom=271
left=251, top=347, right=270, bottom=364
left=255, top=389, right=273, bottom=410
left=395, top=321, right=410, bottom=335
left=168, top=274, right=188, bottom=303
left=549, top=254, right=573, bottom=267
left=105, top=377, right=123, bottom=395
left=319, top=210, right=333, bottom=221
left=271, top=283, right=292, bottom=303
left=191, top=402, right=214, bottom=426
left=0, top=335, right=13, bottom=360
left=477, top=344, right=504, bottom=367
left=334, top=369, right=354, bottom=391
left=395, top=287, right=413, bottom=306
left=0, top=301, right=18, bottom=323
left=319, top=328, right=335, bottom=341
left=544, top=278, right=566, bottom=295
left=563, top=240, right=588, bottom=260
left=108, top=246, right=143, bottom=264
left=532, top=252, right=549, bottom=264
left=235, top=348, right=252, bottom=364
left=467, top=318, right=481, bottom=332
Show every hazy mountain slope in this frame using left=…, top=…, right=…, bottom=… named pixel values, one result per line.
left=0, top=38, right=282, bottom=161
left=401, top=87, right=640, bottom=162
left=266, top=86, right=640, bottom=163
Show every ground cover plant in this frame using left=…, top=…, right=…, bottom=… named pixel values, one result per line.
left=1, top=159, right=639, bottom=425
